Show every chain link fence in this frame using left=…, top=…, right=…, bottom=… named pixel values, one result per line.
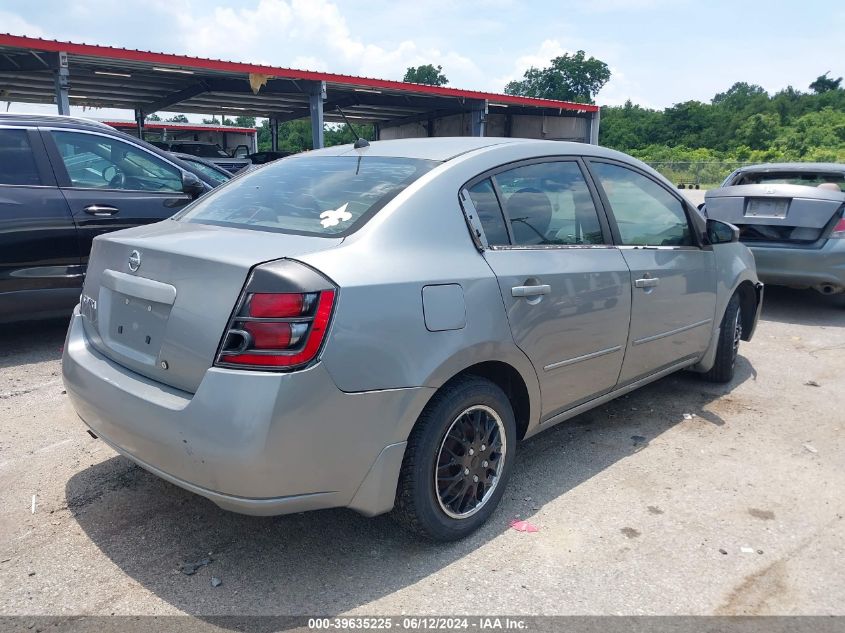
left=645, top=161, right=755, bottom=190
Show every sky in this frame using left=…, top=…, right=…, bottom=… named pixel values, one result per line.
left=2, top=0, right=844, bottom=120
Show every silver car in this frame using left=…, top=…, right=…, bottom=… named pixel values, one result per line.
left=704, top=163, right=845, bottom=300
left=62, top=138, right=762, bottom=541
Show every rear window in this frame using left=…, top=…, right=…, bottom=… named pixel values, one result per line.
left=171, top=143, right=231, bottom=158
left=177, top=155, right=438, bottom=236
left=0, top=129, right=41, bottom=186
left=733, top=171, right=845, bottom=191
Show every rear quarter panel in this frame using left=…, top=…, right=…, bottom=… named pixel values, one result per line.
left=686, top=242, right=759, bottom=374
left=714, top=242, right=758, bottom=311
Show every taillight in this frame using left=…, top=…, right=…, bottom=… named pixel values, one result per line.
left=831, top=217, right=845, bottom=239
left=248, top=293, right=306, bottom=318
left=216, top=285, right=336, bottom=371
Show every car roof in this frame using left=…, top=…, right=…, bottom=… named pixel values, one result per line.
left=0, top=112, right=114, bottom=131
left=737, top=162, right=845, bottom=174
left=305, top=137, right=632, bottom=162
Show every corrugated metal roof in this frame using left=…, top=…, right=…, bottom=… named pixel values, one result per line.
left=0, top=33, right=599, bottom=113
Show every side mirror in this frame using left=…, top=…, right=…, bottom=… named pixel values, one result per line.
left=706, top=218, right=739, bottom=244
left=182, top=171, right=206, bottom=199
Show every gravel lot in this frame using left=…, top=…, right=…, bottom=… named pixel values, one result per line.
left=1, top=287, right=843, bottom=618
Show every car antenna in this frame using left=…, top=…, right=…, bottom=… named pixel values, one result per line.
left=335, top=106, right=370, bottom=149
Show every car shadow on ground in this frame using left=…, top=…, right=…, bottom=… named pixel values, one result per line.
left=65, top=357, right=754, bottom=625
left=759, top=286, right=845, bottom=327
left=0, top=317, right=68, bottom=369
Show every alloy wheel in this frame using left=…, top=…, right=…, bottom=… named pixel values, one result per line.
left=434, top=405, right=507, bottom=519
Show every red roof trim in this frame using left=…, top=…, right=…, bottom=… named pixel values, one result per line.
left=0, top=34, right=599, bottom=113
left=105, top=121, right=256, bottom=134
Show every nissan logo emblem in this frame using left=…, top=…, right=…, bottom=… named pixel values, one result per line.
left=128, top=250, right=141, bottom=272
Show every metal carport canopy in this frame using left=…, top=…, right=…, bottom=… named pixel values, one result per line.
left=0, top=34, right=600, bottom=148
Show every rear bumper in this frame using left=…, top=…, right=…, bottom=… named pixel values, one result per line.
left=62, top=310, right=432, bottom=516
left=748, top=240, right=845, bottom=291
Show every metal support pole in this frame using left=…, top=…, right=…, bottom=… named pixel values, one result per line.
left=469, top=99, right=487, bottom=137
left=588, top=108, right=601, bottom=145
left=53, top=52, right=70, bottom=116
left=134, top=108, right=145, bottom=140
left=373, top=123, right=380, bottom=141
left=308, top=81, right=326, bottom=149
left=270, top=117, right=279, bottom=152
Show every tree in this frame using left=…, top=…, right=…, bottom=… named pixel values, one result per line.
left=504, top=50, right=610, bottom=104
left=711, top=82, right=767, bottom=109
left=165, top=114, right=188, bottom=123
left=145, top=113, right=161, bottom=121
left=599, top=100, right=664, bottom=150
left=325, top=122, right=375, bottom=146
left=736, top=113, right=779, bottom=150
left=662, top=100, right=719, bottom=148
left=403, top=64, right=449, bottom=86
left=598, top=78, right=845, bottom=171
left=810, top=72, right=842, bottom=94
left=233, top=115, right=256, bottom=127
left=775, top=107, right=845, bottom=157
left=256, top=118, right=375, bottom=153
left=207, top=115, right=254, bottom=127
left=256, top=119, right=312, bottom=153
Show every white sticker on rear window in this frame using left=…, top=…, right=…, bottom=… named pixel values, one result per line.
left=319, top=203, right=352, bottom=228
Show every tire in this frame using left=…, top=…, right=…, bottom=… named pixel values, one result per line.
left=392, top=375, right=517, bottom=541
left=701, top=293, right=742, bottom=383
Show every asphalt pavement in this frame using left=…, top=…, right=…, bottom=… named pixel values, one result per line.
left=1, top=287, right=843, bottom=619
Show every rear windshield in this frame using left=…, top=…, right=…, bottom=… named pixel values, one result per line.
left=733, top=171, right=845, bottom=191
left=177, top=155, right=439, bottom=236
left=171, top=143, right=230, bottom=158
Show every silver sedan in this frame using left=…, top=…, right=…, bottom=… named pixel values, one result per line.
left=705, top=162, right=845, bottom=300
left=62, top=137, right=762, bottom=541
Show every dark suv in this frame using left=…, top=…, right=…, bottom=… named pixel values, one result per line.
left=0, top=113, right=218, bottom=323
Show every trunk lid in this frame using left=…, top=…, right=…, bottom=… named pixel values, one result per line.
left=705, top=184, right=845, bottom=245
left=80, top=220, right=342, bottom=393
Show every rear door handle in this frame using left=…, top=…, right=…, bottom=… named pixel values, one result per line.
left=512, top=284, right=551, bottom=297
left=634, top=277, right=660, bottom=288
left=83, top=205, right=119, bottom=216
